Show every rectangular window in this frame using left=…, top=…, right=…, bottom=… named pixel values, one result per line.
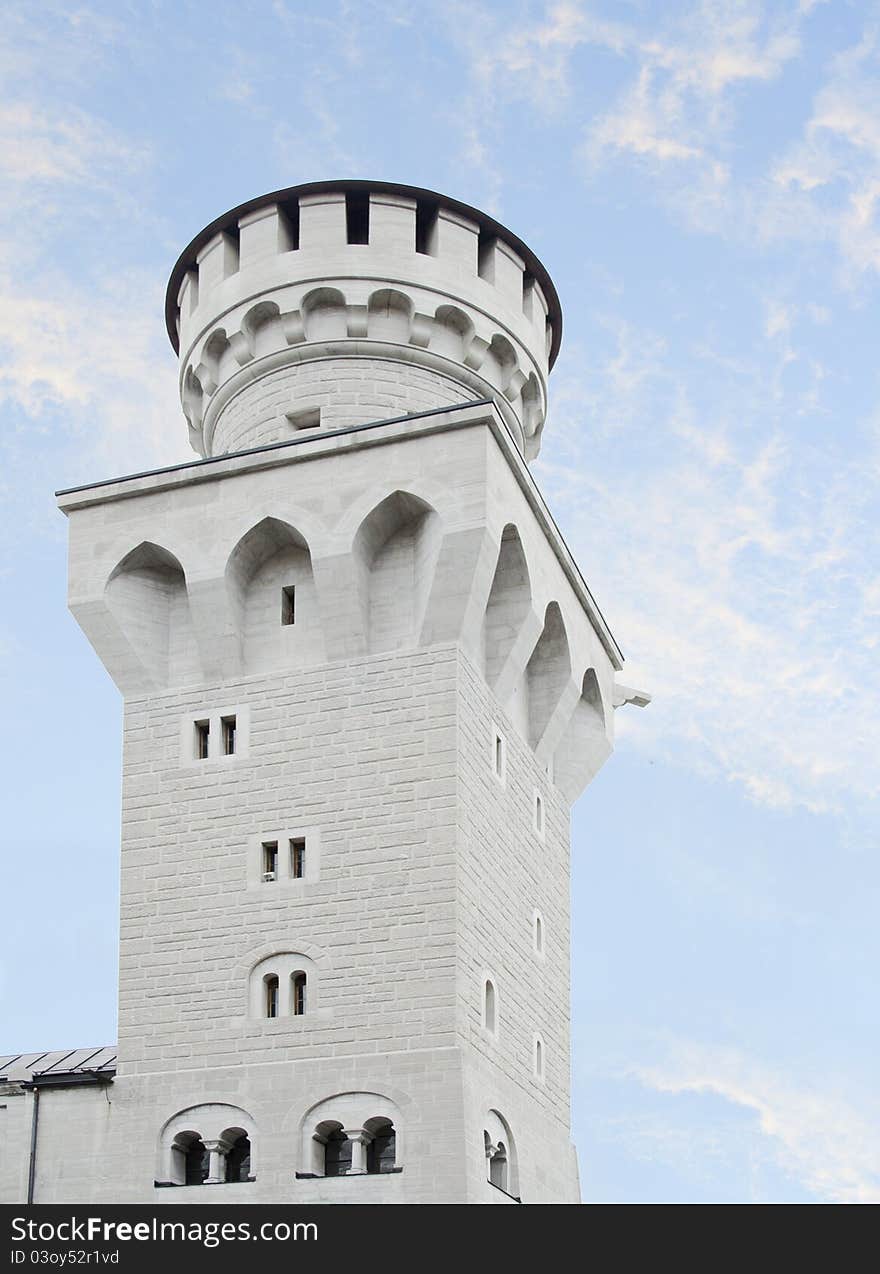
left=194, top=720, right=210, bottom=760
left=262, top=842, right=278, bottom=880
left=281, top=585, right=296, bottom=626
left=290, top=837, right=306, bottom=879
left=345, top=191, right=370, bottom=244
left=285, top=407, right=320, bottom=431
left=415, top=200, right=438, bottom=255
left=222, top=715, right=237, bottom=755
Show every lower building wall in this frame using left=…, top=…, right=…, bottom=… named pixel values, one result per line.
left=0, top=1046, right=578, bottom=1204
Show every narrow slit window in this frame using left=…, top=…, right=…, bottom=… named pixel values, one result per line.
left=292, top=971, right=306, bottom=1016
left=535, top=912, right=544, bottom=955
left=222, top=715, right=237, bottom=755
left=484, top=979, right=496, bottom=1034
left=534, top=792, right=545, bottom=837
left=194, top=720, right=210, bottom=760
left=262, top=842, right=278, bottom=880
left=493, top=730, right=506, bottom=784
left=281, top=586, right=296, bottom=626
left=265, top=974, right=279, bottom=1019
left=290, top=837, right=306, bottom=879
left=283, top=198, right=300, bottom=250
left=345, top=191, right=370, bottom=244
left=477, top=228, right=494, bottom=280
left=534, top=1036, right=544, bottom=1080
left=522, top=270, right=535, bottom=315
left=415, top=200, right=438, bottom=255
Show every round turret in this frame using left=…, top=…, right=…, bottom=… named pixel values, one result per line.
left=165, top=180, right=562, bottom=461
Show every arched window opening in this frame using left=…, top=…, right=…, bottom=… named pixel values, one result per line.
left=292, top=971, right=307, bottom=1016
left=535, top=912, right=544, bottom=956
left=534, top=1035, right=544, bottom=1081
left=224, top=1133, right=251, bottom=1183
left=184, top=1136, right=209, bottom=1186
left=490, top=1140, right=508, bottom=1191
left=366, top=1120, right=396, bottom=1174
left=264, top=973, right=279, bottom=1019
left=159, top=1105, right=256, bottom=1188
left=484, top=979, right=496, bottom=1034
left=323, top=1127, right=352, bottom=1178
left=483, top=1111, right=519, bottom=1198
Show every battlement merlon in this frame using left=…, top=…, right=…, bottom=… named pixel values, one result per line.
left=166, top=182, right=561, bottom=462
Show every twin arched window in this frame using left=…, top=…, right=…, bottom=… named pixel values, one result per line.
left=250, top=953, right=314, bottom=1018
left=158, top=1105, right=255, bottom=1187
left=301, top=1093, right=402, bottom=1178
left=312, top=1118, right=396, bottom=1177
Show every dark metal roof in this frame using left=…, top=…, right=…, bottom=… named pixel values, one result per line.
left=164, top=179, right=563, bottom=367
left=0, top=1046, right=117, bottom=1084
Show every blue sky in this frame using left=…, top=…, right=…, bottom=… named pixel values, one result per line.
left=1, top=0, right=878, bottom=1203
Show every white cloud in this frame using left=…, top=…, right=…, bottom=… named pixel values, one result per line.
left=582, top=0, right=806, bottom=172
left=631, top=1039, right=880, bottom=1202
left=538, top=317, right=880, bottom=818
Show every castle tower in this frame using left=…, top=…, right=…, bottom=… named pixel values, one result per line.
left=34, top=182, right=643, bottom=1204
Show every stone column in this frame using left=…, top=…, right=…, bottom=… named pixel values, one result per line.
left=345, top=1130, right=370, bottom=1175
left=203, top=1140, right=225, bottom=1184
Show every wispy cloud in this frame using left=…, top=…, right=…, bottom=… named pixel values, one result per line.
left=538, top=312, right=880, bottom=818
left=630, top=1038, right=880, bottom=1202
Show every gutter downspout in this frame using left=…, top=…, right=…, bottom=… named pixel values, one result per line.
left=27, top=1085, right=39, bottom=1204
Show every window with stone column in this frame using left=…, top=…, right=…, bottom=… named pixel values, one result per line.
left=297, top=1093, right=403, bottom=1179
left=156, top=1105, right=257, bottom=1186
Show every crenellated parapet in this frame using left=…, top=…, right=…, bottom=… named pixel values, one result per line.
left=166, top=183, right=561, bottom=461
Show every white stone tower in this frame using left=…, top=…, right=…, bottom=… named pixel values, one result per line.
left=40, top=182, right=644, bottom=1204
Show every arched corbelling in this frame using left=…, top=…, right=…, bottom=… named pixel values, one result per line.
left=225, top=517, right=324, bottom=675
left=353, top=490, right=442, bottom=653
left=483, top=333, right=517, bottom=393
left=553, top=667, right=612, bottom=805
left=430, top=304, right=474, bottom=361
left=197, top=328, right=229, bottom=395
left=182, top=365, right=204, bottom=430
left=481, top=524, right=532, bottom=689
left=241, top=300, right=282, bottom=359
left=301, top=286, right=347, bottom=341
left=519, top=372, right=543, bottom=438
left=367, top=289, right=413, bottom=343
left=526, top=602, right=571, bottom=748
left=106, top=542, right=200, bottom=689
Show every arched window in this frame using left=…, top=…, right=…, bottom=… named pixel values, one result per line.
left=183, top=1135, right=209, bottom=1186
left=158, top=1104, right=257, bottom=1187
left=264, top=974, right=279, bottom=1018
left=249, top=952, right=317, bottom=1018
left=292, top=971, right=307, bottom=1016
left=300, top=1093, right=403, bottom=1178
left=483, top=1111, right=518, bottom=1198
left=366, top=1119, right=396, bottom=1174
left=224, top=1132, right=251, bottom=1183
left=534, top=910, right=544, bottom=956
left=323, top=1126, right=352, bottom=1177
left=534, top=1034, right=545, bottom=1081
left=484, top=978, right=497, bottom=1034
